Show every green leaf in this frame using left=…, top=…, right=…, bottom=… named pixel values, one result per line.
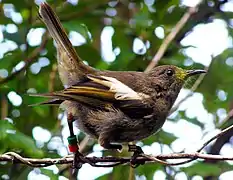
left=200, top=48, right=233, bottom=112
left=137, top=164, right=161, bottom=179
left=63, top=21, right=92, bottom=43
left=0, top=120, right=13, bottom=142
left=40, top=169, right=59, bottom=180
left=181, top=162, right=233, bottom=177
left=97, top=166, right=130, bottom=180
left=0, top=120, right=43, bottom=157
left=143, top=130, right=177, bottom=146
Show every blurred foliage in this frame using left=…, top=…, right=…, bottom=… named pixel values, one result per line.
left=0, top=0, right=233, bottom=179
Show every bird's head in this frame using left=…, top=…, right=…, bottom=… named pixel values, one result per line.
left=148, top=65, right=206, bottom=102
left=148, top=65, right=206, bottom=85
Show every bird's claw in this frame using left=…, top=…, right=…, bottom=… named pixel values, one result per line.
left=128, top=144, right=145, bottom=168
left=72, top=151, right=94, bottom=170
left=72, top=151, right=84, bottom=170
left=128, top=144, right=144, bottom=154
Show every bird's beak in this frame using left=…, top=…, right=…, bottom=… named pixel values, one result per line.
left=186, top=69, right=207, bottom=77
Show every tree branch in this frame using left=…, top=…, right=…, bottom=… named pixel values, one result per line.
left=145, top=5, right=200, bottom=72
left=1, top=151, right=233, bottom=168
left=145, top=7, right=198, bottom=72
left=1, top=122, right=233, bottom=168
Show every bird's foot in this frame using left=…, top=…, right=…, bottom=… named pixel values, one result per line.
left=111, top=144, right=123, bottom=153
left=72, top=151, right=93, bottom=170
left=128, top=144, right=145, bottom=168
left=98, top=137, right=122, bottom=152
left=106, top=144, right=123, bottom=153
left=128, top=144, right=144, bottom=154
left=72, top=150, right=83, bottom=170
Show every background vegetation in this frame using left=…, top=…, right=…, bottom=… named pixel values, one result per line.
left=0, top=0, right=233, bottom=179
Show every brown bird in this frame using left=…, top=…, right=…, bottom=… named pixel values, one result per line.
left=35, top=3, right=206, bottom=159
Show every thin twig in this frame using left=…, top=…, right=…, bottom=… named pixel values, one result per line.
left=0, top=32, right=48, bottom=85
left=197, top=123, right=233, bottom=153
left=217, top=108, right=233, bottom=128
left=145, top=6, right=199, bottom=72
left=1, top=123, right=233, bottom=168
left=157, top=109, right=233, bottom=166
left=1, top=94, right=8, bottom=120
left=1, top=152, right=233, bottom=168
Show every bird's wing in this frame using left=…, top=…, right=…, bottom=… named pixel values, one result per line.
left=31, top=74, right=153, bottom=118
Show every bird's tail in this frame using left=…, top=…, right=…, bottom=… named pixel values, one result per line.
left=28, top=91, right=108, bottom=108
left=29, top=99, right=64, bottom=106
left=29, top=93, right=64, bottom=106
left=39, top=2, right=95, bottom=87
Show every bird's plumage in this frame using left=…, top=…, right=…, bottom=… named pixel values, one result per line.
left=39, top=2, right=95, bottom=87
left=34, top=2, right=206, bottom=150
left=30, top=66, right=186, bottom=143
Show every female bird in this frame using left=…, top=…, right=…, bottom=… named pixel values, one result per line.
left=33, top=2, right=206, bottom=167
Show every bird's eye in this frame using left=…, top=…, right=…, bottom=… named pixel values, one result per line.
left=166, top=69, right=174, bottom=76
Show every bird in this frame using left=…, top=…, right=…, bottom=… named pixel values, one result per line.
left=35, top=2, right=206, bottom=160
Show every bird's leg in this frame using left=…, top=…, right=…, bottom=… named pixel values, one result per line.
left=67, top=113, right=75, bottom=137
left=128, top=144, right=143, bottom=154
left=98, top=135, right=122, bottom=152
left=67, top=113, right=82, bottom=170
left=128, top=144, right=144, bottom=168
left=104, top=143, right=122, bottom=151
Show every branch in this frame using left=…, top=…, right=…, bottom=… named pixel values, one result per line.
left=1, top=123, right=233, bottom=168
left=217, top=108, right=233, bottom=128
left=204, top=108, right=233, bottom=179
left=145, top=6, right=199, bottom=72
left=1, top=94, right=8, bottom=119
left=0, top=32, right=48, bottom=85
left=1, top=151, right=233, bottom=168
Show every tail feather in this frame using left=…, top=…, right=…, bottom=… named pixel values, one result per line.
left=29, top=93, right=65, bottom=106
left=39, top=2, right=95, bottom=86
left=29, top=99, right=63, bottom=106
left=29, top=92, right=108, bottom=109
left=39, top=2, right=79, bottom=63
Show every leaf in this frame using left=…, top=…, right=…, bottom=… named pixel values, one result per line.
left=97, top=166, right=130, bottom=180
left=0, top=49, right=23, bottom=70
left=143, top=130, right=177, bottom=146
left=0, top=120, right=13, bottom=141
left=75, top=44, right=102, bottom=67
left=181, top=162, right=233, bottom=177
left=63, top=22, right=92, bottom=43
left=3, top=27, right=28, bottom=45
left=40, top=169, right=59, bottom=180
left=137, top=164, right=161, bottom=179
left=111, top=29, right=136, bottom=70
left=199, top=48, right=233, bottom=112
left=0, top=120, right=43, bottom=157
